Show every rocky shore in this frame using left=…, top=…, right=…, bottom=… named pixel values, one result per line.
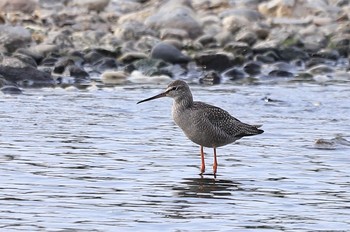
left=1, top=0, right=350, bottom=93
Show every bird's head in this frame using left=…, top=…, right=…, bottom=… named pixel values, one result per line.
left=137, top=80, right=191, bottom=104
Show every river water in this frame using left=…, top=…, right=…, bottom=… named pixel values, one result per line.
left=0, top=81, right=349, bottom=231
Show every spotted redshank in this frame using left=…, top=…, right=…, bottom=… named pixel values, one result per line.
left=137, top=80, right=263, bottom=176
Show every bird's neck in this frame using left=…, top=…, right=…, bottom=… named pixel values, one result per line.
left=173, top=95, right=193, bottom=110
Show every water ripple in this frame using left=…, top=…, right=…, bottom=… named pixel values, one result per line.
left=0, top=84, right=349, bottom=231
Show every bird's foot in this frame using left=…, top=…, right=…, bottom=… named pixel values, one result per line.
left=200, top=166, right=205, bottom=176
left=213, top=168, right=217, bottom=178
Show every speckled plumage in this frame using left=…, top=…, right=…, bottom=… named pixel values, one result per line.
left=137, top=80, right=264, bottom=176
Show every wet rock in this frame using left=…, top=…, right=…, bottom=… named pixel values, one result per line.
left=53, top=58, right=75, bottom=74
left=118, top=52, right=148, bottom=64
left=123, top=63, right=136, bottom=74
left=314, top=136, right=350, bottom=150
left=330, top=34, right=350, bottom=57
left=160, top=28, right=189, bottom=41
left=0, top=53, right=31, bottom=68
left=114, top=21, right=157, bottom=41
left=67, top=65, right=89, bottom=80
left=221, top=9, right=263, bottom=43
left=268, top=70, right=294, bottom=78
left=291, top=59, right=304, bottom=69
left=13, top=53, right=38, bottom=68
left=69, top=50, right=85, bottom=61
left=93, top=58, right=118, bottom=72
left=332, top=71, right=350, bottom=81
left=192, top=0, right=230, bottom=12
left=231, top=56, right=247, bottom=67
left=0, top=55, right=30, bottom=68
left=235, top=30, right=258, bottom=46
left=195, top=53, right=233, bottom=72
left=224, top=42, right=252, bottom=56
left=254, top=53, right=277, bottom=63
left=294, top=72, right=315, bottom=82
left=1, top=85, right=23, bottom=94
left=313, top=49, right=340, bottom=60
left=308, top=64, right=335, bottom=75
left=0, top=75, right=23, bottom=94
left=132, top=58, right=171, bottom=77
left=199, top=70, right=221, bottom=85
left=301, top=26, right=325, bottom=46
left=116, top=3, right=151, bottom=24
left=271, top=17, right=311, bottom=26
left=223, top=67, right=246, bottom=81
left=0, top=0, right=38, bottom=14
left=38, top=0, right=66, bottom=9
left=71, top=30, right=111, bottom=50
left=261, top=96, right=285, bottom=103
left=243, top=61, right=261, bottom=76
left=314, top=138, right=337, bottom=150
left=271, top=61, right=296, bottom=72
left=16, top=48, right=44, bottom=65
left=312, top=74, right=335, bottom=82
left=200, top=14, right=221, bottom=30
left=215, top=30, right=234, bottom=46
left=133, top=36, right=159, bottom=52
left=84, top=48, right=120, bottom=63
left=254, top=49, right=280, bottom=64
left=255, top=26, right=270, bottom=41
left=0, top=65, right=54, bottom=87
left=145, top=0, right=203, bottom=39
left=195, top=34, right=217, bottom=47
left=133, top=58, right=167, bottom=71
left=253, top=40, right=280, bottom=53
left=71, top=0, right=110, bottom=12
left=278, top=46, right=309, bottom=61
left=150, top=42, right=191, bottom=64
left=146, top=68, right=174, bottom=78
left=312, top=16, right=334, bottom=26
left=305, top=57, right=329, bottom=68
left=258, top=0, right=303, bottom=18
left=0, top=25, right=32, bottom=53
left=84, top=50, right=105, bottom=64
left=128, top=70, right=172, bottom=84
left=222, top=15, right=250, bottom=35
left=220, top=8, right=263, bottom=22
left=28, top=44, right=59, bottom=60
left=49, top=29, right=75, bottom=49
left=53, top=53, right=84, bottom=73
left=41, top=55, right=60, bottom=67
left=101, top=71, right=128, bottom=85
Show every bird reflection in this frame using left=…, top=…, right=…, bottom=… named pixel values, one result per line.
left=173, top=177, right=241, bottom=199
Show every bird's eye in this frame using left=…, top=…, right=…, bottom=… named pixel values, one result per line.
left=171, top=86, right=178, bottom=91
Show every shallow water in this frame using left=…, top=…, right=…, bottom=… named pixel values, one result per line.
left=0, top=82, right=349, bottom=231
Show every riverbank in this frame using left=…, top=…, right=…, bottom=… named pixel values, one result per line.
left=1, top=0, right=350, bottom=92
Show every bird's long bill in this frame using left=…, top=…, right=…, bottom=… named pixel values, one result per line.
left=137, top=92, right=166, bottom=104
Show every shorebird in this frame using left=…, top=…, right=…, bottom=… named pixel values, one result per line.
left=137, top=80, right=263, bottom=176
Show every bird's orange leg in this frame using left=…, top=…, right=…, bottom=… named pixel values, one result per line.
left=200, top=146, right=205, bottom=175
left=213, top=147, right=218, bottom=177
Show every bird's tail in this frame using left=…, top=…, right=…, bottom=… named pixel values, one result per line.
left=240, top=124, right=264, bottom=137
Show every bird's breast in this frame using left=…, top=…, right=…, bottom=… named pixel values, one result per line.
left=172, top=106, right=233, bottom=148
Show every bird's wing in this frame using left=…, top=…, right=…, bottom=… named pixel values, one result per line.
left=193, top=102, right=261, bottom=138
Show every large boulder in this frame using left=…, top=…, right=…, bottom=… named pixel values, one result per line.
left=0, top=65, right=55, bottom=87
left=150, top=42, right=191, bottom=64
left=145, top=0, right=203, bottom=39
left=0, top=0, right=37, bottom=14
left=0, top=25, right=32, bottom=53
